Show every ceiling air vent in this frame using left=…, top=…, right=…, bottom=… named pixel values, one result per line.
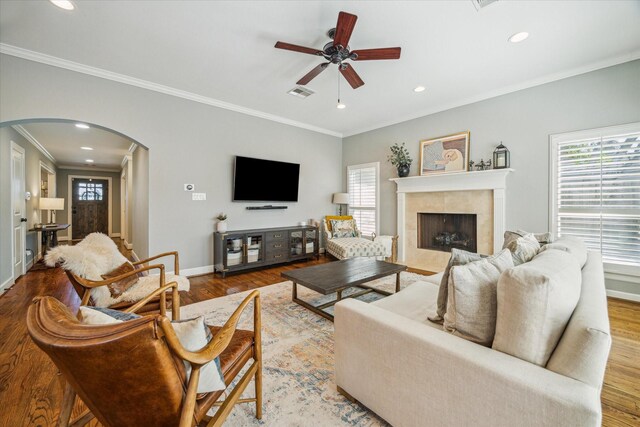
left=471, top=0, right=499, bottom=11
left=287, top=86, right=315, bottom=99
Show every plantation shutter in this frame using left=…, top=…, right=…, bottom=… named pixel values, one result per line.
left=347, top=163, right=379, bottom=236
left=553, top=127, right=640, bottom=269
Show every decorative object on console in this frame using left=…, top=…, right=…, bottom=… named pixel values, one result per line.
left=420, top=131, right=470, bottom=175
left=493, top=142, right=510, bottom=169
left=474, top=158, right=492, bottom=171
left=387, top=142, right=412, bottom=177
left=40, top=197, right=65, bottom=224
left=332, top=192, right=349, bottom=215
left=216, top=213, right=228, bottom=233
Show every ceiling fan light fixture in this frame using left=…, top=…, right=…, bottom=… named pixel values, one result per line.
left=508, top=32, right=529, bottom=43
left=414, top=85, right=426, bottom=93
left=50, top=0, right=75, bottom=11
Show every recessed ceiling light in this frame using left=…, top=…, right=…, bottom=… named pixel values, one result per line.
left=50, top=0, right=75, bottom=11
left=85, top=159, right=94, bottom=163
left=336, top=102, right=346, bottom=109
left=75, top=123, right=90, bottom=129
left=414, top=86, right=426, bottom=93
left=508, top=32, right=529, bottom=43
left=80, top=146, right=93, bottom=151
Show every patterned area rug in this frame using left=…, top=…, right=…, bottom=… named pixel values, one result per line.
left=181, top=271, right=430, bottom=426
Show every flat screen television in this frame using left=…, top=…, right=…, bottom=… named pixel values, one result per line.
left=233, top=156, right=300, bottom=202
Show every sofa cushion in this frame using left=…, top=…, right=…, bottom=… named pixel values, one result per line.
left=372, top=281, right=441, bottom=329
left=538, top=236, right=588, bottom=268
left=503, top=232, right=540, bottom=265
left=546, top=251, right=611, bottom=388
left=430, top=249, right=483, bottom=323
left=493, top=248, right=581, bottom=366
left=443, top=249, right=514, bottom=346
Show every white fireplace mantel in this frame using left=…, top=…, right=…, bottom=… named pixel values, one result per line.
left=391, top=169, right=514, bottom=261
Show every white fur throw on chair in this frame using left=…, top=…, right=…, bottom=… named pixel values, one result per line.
left=45, top=233, right=189, bottom=307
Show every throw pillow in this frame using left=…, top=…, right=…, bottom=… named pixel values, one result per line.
left=492, top=249, right=582, bottom=366
left=443, top=249, right=514, bottom=346
left=101, top=262, right=139, bottom=297
left=428, top=248, right=483, bottom=324
left=78, top=306, right=141, bottom=324
left=504, top=233, right=540, bottom=265
left=503, top=230, right=554, bottom=247
left=538, top=236, right=588, bottom=268
left=330, top=219, right=357, bottom=238
left=172, top=316, right=226, bottom=393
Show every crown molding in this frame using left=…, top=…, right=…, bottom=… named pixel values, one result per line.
left=0, top=43, right=343, bottom=138
left=57, top=165, right=121, bottom=173
left=342, top=50, right=640, bottom=137
left=11, top=125, right=57, bottom=164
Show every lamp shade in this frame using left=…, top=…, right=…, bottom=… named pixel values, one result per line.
left=332, top=193, right=349, bottom=205
left=40, top=197, right=65, bottom=210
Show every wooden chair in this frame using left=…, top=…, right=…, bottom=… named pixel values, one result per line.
left=26, top=291, right=263, bottom=427
left=65, top=251, right=182, bottom=318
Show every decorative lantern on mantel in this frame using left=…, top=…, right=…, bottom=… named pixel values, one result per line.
left=493, top=142, right=510, bottom=169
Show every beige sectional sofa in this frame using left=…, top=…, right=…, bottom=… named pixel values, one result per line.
left=334, top=250, right=611, bottom=427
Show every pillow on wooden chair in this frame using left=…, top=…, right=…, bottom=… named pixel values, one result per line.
left=101, top=262, right=139, bottom=297
left=78, top=307, right=225, bottom=393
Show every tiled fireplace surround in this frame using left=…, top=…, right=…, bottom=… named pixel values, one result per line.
left=391, top=169, right=513, bottom=273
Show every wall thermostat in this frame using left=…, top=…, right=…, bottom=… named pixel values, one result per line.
left=184, top=184, right=195, bottom=191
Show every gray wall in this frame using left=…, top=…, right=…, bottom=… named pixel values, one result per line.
left=55, top=169, right=122, bottom=240
left=343, top=59, right=640, bottom=294
left=0, top=126, right=57, bottom=285
left=0, top=54, right=342, bottom=272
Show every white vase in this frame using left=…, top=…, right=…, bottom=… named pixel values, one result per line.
left=216, top=221, right=228, bottom=233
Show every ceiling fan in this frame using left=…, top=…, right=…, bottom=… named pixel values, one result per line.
left=275, top=11, right=401, bottom=89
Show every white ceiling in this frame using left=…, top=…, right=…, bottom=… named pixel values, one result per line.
left=1, top=1, right=639, bottom=137
left=17, top=122, right=133, bottom=170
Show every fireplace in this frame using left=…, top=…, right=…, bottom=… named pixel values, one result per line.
left=417, top=213, right=477, bottom=253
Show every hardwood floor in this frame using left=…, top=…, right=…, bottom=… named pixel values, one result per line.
left=0, top=247, right=638, bottom=426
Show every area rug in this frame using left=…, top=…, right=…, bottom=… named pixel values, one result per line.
left=180, top=271, right=430, bottom=426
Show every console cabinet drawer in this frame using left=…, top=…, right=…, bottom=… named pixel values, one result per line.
left=264, top=250, right=288, bottom=263
left=265, top=241, right=287, bottom=252
left=265, top=231, right=287, bottom=242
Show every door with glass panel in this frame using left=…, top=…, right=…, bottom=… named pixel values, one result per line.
left=72, top=178, right=108, bottom=240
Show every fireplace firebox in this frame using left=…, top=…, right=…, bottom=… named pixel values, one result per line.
left=417, top=213, right=477, bottom=253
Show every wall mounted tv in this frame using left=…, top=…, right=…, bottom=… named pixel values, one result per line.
left=233, top=156, right=300, bottom=202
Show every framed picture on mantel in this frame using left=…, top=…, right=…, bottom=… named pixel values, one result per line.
left=419, top=131, right=470, bottom=175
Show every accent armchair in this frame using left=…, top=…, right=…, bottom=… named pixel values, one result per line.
left=26, top=291, right=263, bottom=427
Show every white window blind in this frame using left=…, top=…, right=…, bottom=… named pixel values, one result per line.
left=551, top=123, right=640, bottom=272
left=347, top=162, right=379, bottom=236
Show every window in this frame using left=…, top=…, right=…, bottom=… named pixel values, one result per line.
left=77, top=181, right=104, bottom=201
left=550, top=122, right=640, bottom=275
left=347, top=162, right=380, bottom=236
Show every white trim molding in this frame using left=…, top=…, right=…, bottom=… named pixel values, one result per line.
left=391, top=169, right=514, bottom=261
left=0, top=276, right=14, bottom=293
left=0, top=43, right=342, bottom=138
left=179, top=265, right=215, bottom=277
left=12, top=125, right=57, bottom=164
left=606, top=289, right=640, bottom=303
left=58, top=165, right=120, bottom=173
left=67, top=175, right=113, bottom=239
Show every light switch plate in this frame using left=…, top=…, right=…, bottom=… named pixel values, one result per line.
left=192, top=192, right=206, bottom=201
left=184, top=184, right=195, bottom=191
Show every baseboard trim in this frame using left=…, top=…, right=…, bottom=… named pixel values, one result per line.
left=606, top=290, right=640, bottom=303
left=0, top=276, right=14, bottom=292
left=26, top=259, right=34, bottom=271
left=58, top=236, right=70, bottom=242
left=124, top=241, right=133, bottom=250
left=131, top=251, right=140, bottom=262
left=110, top=233, right=121, bottom=238
left=180, top=265, right=214, bottom=277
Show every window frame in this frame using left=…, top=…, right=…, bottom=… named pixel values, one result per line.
left=549, top=121, right=640, bottom=279
left=346, top=161, right=380, bottom=237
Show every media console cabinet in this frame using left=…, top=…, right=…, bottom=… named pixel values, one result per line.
left=213, top=225, right=319, bottom=277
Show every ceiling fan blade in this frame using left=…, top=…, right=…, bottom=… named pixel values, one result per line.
left=333, top=11, right=357, bottom=48
left=274, top=41, right=322, bottom=55
left=351, top=47, right=402, bottom=61
left=340, top=63, right=364, bottom=89
left=297, top=63, right=330, bottom=85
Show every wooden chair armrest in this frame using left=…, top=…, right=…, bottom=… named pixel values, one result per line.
left=75, top=264, right=166, bottom=288
left=159, top=290, right=261, bottom=365
left=133, top=251, right=180, bottom=275
left=124, top=281, right=180, bottom=319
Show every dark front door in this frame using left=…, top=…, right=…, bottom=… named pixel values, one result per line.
left=72, top=178, right=108, bottom=240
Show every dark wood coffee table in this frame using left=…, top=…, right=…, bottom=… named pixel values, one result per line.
left=281, top=257, right=407, bottom=321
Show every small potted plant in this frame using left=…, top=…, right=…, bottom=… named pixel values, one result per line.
left=216, top=213, right=228, bottom=233
left=387, top=142, right=412, bottom=177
